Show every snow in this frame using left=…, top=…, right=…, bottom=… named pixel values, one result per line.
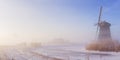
left=1, top=47, right=62, bottom=60
left=0, top=44, right=120, bottom=60
left=33, top=45, right=120, bottom=60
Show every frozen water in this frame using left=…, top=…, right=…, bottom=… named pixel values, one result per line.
left=0, top=44, right=120, bottom=60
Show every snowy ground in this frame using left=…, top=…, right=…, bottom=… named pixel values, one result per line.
left=33, top=45, right=120, bottom=60
left=0, top=44, right=120, bottom=60
left=0, top=47, right=63, bottom=60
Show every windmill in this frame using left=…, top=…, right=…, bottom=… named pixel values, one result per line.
left=95, top=6, right=112, bottom=41
left=86, top=6, right=117, bottom=51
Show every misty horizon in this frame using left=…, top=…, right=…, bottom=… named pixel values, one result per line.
left=0, top=0, right=120, bottom=45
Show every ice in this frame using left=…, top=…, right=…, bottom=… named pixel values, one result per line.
left=0, top=44, right=120, bottom=60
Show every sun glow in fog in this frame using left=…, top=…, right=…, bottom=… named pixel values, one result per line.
left=0, top=1, right=53, bottom=45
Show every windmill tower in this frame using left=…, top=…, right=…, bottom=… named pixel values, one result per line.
left=98, top=21, right=112, bottom=41
left=96, top=6, right=112, bottom=41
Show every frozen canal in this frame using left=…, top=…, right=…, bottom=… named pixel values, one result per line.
left=0, top=45, right=120, bottom=60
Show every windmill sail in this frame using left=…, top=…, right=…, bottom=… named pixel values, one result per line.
left=98, top=6, right=102, bottom=23
left=95, top=6, right=103, bottom=40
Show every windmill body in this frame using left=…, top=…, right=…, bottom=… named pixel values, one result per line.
left=98, top=21, right=112, bottom=41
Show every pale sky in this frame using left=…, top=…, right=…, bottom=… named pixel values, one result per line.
left=0, top=0, right=119, bottom=45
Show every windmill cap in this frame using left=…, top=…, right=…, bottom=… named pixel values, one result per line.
left=98, top=21, right=111, bottom=27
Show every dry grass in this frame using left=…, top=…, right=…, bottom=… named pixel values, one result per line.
left=86, top=40, right=120, bottom=52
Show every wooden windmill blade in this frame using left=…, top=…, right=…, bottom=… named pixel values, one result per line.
left=95, top=6, right=103, bottom=40
left=98, top=6, right=103, bottom=23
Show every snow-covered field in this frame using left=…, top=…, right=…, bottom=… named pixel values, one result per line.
left=33, top=45, right=120, bottom=60
left=0, top=44, right=120, bottom=60
left=0, top=47, right=63, bottom=60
